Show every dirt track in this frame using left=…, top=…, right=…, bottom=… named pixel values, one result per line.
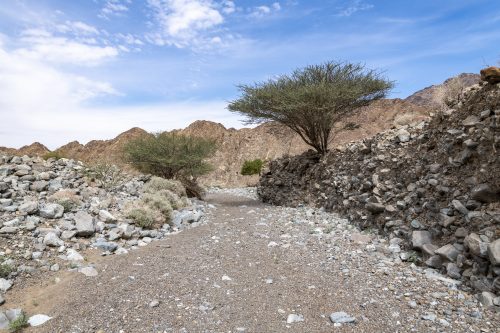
left=5, top=193, right=498, bottom=332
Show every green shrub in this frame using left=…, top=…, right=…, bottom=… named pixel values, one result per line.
left=84, top=162, right=124, bottom=189
left=43, top=151, right=65, bottom=160
left=8, top=311, right=28, bottom=332
left=126, top=208, right=156, bottom=229
left=0, top=263, right=13, bottom=278
left=143, top=177, right=186, bottom=197
left=141, top=193, right=173, bottom=217
left=241, top=159, right=264, bottom=175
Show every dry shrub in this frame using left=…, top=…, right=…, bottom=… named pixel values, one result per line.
left=48, top=190, right=82, bottom=212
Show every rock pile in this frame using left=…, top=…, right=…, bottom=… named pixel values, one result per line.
left=259, top=77, right=500, bottom=307
left=0, top=155, right=206, bottom=299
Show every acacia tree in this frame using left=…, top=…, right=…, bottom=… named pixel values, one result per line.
left=228, top=61, right=394, bottom=155
left=123, top=132, right=216, bottom=198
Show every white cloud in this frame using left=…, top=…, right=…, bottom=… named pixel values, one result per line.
left=146, top=0, right=224, bottom=48
left=221, top=1, right=236, bottom=14
left=99, top=0, right=130, bottom=19
left=249, top=2, right=281, bottom=18
left=15, top=29, right=119, bottom=66
left=56, top=21, right=100, bottom=35
left=337, top=0, right=373, bottom=17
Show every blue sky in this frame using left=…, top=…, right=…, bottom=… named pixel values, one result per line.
left=0, top=0, right=499, bottom=149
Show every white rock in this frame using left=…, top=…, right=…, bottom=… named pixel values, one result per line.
left=66, top=249, right=84, bottom=261
left=286, top=314, right=304, bottom=324
left=43, top=232, right=64, bottom=247
left=28, top=314, right=52, bottom=327
left=0, top=279, right=12, bottom=292
left=99, top=210, right=117, bottom=222
left=79, top=266, right=98, bottom=277
left=222, top=275, right=232, bottom=281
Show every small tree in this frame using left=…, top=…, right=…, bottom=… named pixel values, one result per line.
left=123, top=132, right=216, bottom=197
left=228, top=61, right=393, bottom=155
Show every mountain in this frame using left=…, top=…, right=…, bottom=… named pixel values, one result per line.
left=0, top=74, right=481, bottom=187
left=405, top=73, right=480, bottom=109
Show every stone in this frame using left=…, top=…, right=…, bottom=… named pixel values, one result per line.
left=43, top=232, right=64, bottom=247
left=446, top=263, right=461, bottom=279
left=79, top=266, right=98, bottom=277
left=18, top=201, right=38, bottom=214
left=39, top=204, right=64, bottom=219
left=0, top=278, right=12, bottom=292
left=487, top=239, right=500, bottom=266
left=412, top=231, right=431, bottom=250
left=149, top=300, right=160, bottom=308
left=366, top=202, right=385, bottom=214
left=471, top=184, right=499, bottom=203
left=30, top=180, right=49, bottom=192
left=422, top=244, right=438, bottom=256
left=93, top=240, right=118, bottom=252
left=425, top=255, right=443, bottom=269
left=451, top=200, right=468, bottom=214
left=435, top=244, right=459, bottom=262
left=464, top=233, right=488, bottom=258
left=0, top=226, right=18, bottom=234
left=99, top=210, right=117, bottom=222
left=421, top=313, right=436, bottom=321
left=286, top=314, right=304, bottom=324
left=329, top=312, right=356, bottom=324
left=5, top=309, right=22, bottom=321
left=0, top=312, right=8, bottom=330
left=454, top=227, right=468, bottom=238
left=74, top=211, right=95, bottom=237
left=478, top=291, right=495, bottom=307
left=28, top=314, right=52, bottom=327
left=480, top=66, right=500, bottom=84
left=397, top=129, right=411, bottom=142
left=66, top=249, right=84, bottom=261
left=61, top=230, right=77, bottom=240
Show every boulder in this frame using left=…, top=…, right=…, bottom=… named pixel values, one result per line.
left=30, top=180, right=49, bottom=192
left=480, top=66, right=500, bottom=84
left=487, top=239, right=500, bottom=266
left=39, top=204, right=64, bottom=219
left=74, top=211, right=95, bottom=237
left=43, top=232, right=64, bottom=247
left=435, top=244, right=460, bottom=262
left=18, top=201, right=38, bottom=215
left=412, top=231, right=432, bottom=250
left=471, top=184, right=499, bottom=203
left=464, top=233, right=488, bottom=258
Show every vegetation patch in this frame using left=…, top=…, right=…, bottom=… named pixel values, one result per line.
left=241, top=159, right=264, bottom=175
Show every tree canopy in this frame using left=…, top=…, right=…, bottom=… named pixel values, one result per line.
left=228, top=61, right=394, bottom=155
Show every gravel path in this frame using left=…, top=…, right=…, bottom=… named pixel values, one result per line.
left=6, top=192, right=499, bottom=332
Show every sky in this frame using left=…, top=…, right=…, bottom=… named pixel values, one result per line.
left=0, top=0, right=499, bottom=149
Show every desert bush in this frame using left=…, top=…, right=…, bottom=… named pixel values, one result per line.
left=48, top=190, right=81, bottom=212
left=84, top=162, right=124, bottom=189
left=125, top=207, right=157, bottom=229
left=228, top=61, right=393, bottom=155
left=434, top=77, right=467, bottom=110
left=123, top=132, right=216, bottom=198
left=0, top=263, right=13, bottom=278
left=143, top=176, right=186, bottom=197
left=241, top=159, right=264, bottom=175
left=8, top=311, right=28, bottom=332
left=43, top=151, right=65, bottom=160
left=125, top=177, right=192, bottom=228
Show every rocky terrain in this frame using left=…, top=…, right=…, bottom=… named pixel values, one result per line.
left=0, top=154, right=208, bottom=330
left=259, top=76, right=500, bottom=309
left=0, top=73, right=479, bottom=188
left=2, top=189, right=499, bottom=332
